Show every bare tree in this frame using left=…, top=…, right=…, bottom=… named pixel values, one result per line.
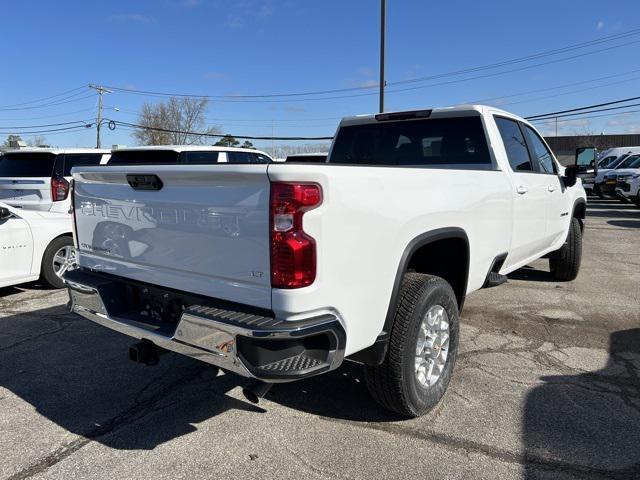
left=133, top=97, right=220, bottom=145
left=264, top=143, right=331, bottom=159
left=27, top=135, right=48, bottom=147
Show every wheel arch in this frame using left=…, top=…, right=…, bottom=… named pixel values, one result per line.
left=348, top=227, right=470, bottom=366
left=572, top=198, right=587, bottom=231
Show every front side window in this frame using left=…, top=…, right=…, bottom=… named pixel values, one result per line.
left=495, top=117, right=532, bottom=172
left=599, top=156, right=616, bottom=168
left=523, top=126, right=556, bottom=174
left=329, top=117, right=491, bottom=166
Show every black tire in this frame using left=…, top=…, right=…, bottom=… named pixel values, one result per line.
left=40, top=236, right=74, bottom=289
left=364, top=273, right=459, bottom=418
left=634, top=194, right=640, bottom=208
left=549, top=217, right=582, bottom=281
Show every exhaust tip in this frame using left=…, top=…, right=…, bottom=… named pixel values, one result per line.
left=242, top=380, right=272, bottom=404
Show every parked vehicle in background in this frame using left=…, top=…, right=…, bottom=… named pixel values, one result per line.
left=597, top=147, right=640, bottom=167
left=0, top=202, right=74, bottom=289
left=620, top=174, right=640, bottom=206
left=285, top=153, right=328, bottom=163
left=0, top=149, right=110, bottom=213
left=596, top=153, right=640, bottom=198
left=65, top=105, right=586, bottom=418
left=611, top=156, right=640, bottom=203
left=107, top=146, right=273, bottom=165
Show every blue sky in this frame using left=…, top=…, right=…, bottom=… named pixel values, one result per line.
left=1, top=0, right=640, bottom=150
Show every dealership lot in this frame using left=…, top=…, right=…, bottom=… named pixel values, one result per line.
left=0, top=199, right=638, bottom=480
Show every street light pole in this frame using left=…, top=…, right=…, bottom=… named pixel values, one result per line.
left=379, top=0, right=386, bottom=113
left=88, top=84, right=112, bottom=148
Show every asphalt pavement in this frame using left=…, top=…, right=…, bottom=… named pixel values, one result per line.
left=0, top=198, right=638, bottom=480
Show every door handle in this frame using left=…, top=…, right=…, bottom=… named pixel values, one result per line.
left=516, top=185, right=528, bottom=195
left=548, top=185, right=557, bottom=192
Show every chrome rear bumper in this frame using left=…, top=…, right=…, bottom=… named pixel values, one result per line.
left=65, top=269, right=345, bottom=382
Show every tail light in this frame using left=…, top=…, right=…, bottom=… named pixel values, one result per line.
left=51, top=175, right=70, bottom=202
left=270, top=182, right=322, bottom=288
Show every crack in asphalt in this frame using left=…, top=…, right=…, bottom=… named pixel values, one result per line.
left=6, top=360, right=209, bottom=480
left=317, top=417, right=640, bottom=480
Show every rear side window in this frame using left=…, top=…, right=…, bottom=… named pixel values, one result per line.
left=108, top=150, right=180, bottom=165
left=330, top=117, right=490, bottom=166
left=495, top=117, right=532, bottom=172
left=0, top=153, right=57, bottom=177
left=63, top=154, right=103, bottom=176
left=523, top=126, right=556, bottom=174
left=180, top=151, right=220, bottom=164
left=227, top=152, right=271, bottom=164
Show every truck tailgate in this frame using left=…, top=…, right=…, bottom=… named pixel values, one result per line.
left=72, top=165, right=272, bottom=309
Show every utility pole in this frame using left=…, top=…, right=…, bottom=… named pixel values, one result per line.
left=88, top=84, right=112, bottom=148
left=379, top=0, right=386, bottom=113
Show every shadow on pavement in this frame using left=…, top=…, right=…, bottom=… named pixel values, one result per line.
left=507, top=265, right=554, bottom=282
left=523, top=328, right=640, bottom=478
left=0, top=306, right=266, bottom=451
left=0, top=306, right=395, bottom=453
left=0, top=286, right=22, bottom=298
left=586, top=208, right=639, bottom=219
left=608, top=220, right=640, bottom=229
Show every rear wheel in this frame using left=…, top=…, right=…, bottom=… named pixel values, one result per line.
left=364, top=273, right=459, bottom=418
left=40, top=236, right=75, bottom=289
left=549, top=217, right=582, bottom=281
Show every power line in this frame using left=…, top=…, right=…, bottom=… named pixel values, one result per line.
left=529, top=102, right=640, bottom=121
left=0, top=86, right=87, bottom=109
left=390, top=28, right=640, bottom=87
left=0, top=92, right=96, bottom=111
left=530, top=108, right=640, bottom=124
left=0, top=125, right=93, bottom=135
left=101, top=29, right=640, bottom=102
left=0, top=107, right=96, bottom=122
left=468, top=68, right=640, bottom=105
left=0, top=120, right=92, bottom=129
left=525, top=95, right=640, bottom=120
left=109, top=120, right=334, bottom=141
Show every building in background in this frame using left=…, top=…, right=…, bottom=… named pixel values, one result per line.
left=545, top=134, right=640, bottom=165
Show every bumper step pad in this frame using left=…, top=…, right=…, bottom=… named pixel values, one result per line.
left=258, top=354, right=323, bottom=372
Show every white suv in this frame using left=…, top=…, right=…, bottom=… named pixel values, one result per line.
left=0, top=148, right=110, bottom=213
left=107, top=145, right=273, bottom=165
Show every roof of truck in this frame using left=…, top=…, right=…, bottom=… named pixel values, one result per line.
left=339, top=104, right=520, bottom=127
left=1, top=148, right=110, bottom=155
left=112, top=145, right=272, bottom=157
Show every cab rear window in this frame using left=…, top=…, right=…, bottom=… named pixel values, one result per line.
left=329, top=117, right=491, bottom=166
left=0, top=153, right=57, bottom=177
left=108, top=150, right=180, bottom=165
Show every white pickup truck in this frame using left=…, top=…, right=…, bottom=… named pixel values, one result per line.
left=65, top=105, right=587, bottom=417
